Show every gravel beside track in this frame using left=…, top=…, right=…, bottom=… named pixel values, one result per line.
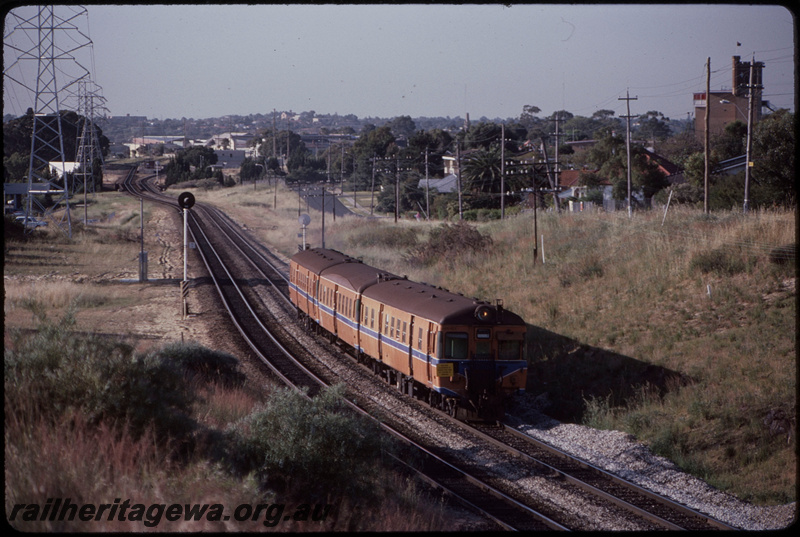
left=506, top=401, right=796, bottom=530
left=177, top=197, right=795, bottom=531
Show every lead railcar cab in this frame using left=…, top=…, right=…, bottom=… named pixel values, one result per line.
left=289, top=248, right=528, bottom=421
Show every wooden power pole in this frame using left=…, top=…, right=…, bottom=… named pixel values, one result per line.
left=619, top=89, right=638, bottom=217
left=704, top=57, right=711, bottom=215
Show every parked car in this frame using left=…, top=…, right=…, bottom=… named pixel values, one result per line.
left=15, top=215, right=48, bottom=229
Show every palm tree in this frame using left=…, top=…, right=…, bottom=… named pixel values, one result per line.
left=462, top=146, right=501, bottom=194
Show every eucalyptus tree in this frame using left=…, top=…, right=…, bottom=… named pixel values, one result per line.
left=751, top=108, right=795, bottom=206
left=635, top=111, right=671, bottom=142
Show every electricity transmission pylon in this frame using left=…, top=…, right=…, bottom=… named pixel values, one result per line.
left=3, top=5, right=94, bottom=237
left=74, top=79, right=108, bottom=222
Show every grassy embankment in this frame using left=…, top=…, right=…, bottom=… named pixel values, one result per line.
left=197, top=180, right=795, bottom=505
left=4, top=187, right=456, bottom=532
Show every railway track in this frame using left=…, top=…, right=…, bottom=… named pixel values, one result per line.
left=121, top=169, right=565, bottom=531
left=121, top=169, right=737, bottom=531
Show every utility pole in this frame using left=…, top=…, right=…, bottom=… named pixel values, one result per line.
left=272, top=109, right=277, bottom=156
left=743, top=55, right=758, bottom=214
left=370, top=154, right=376, bottom=216
left=551, top=113, right=563, bottom=204
left=286, top=118, right=291, bottom=173
left=395, top=154, right=400, bottom=223
left=532, top=164, right=538, bottom=265
left=704, top=57, right=710, bottom=215
left=337, top=144, right=345, bottom=222
left=500, top=123, right=505, bottom=219
left=539, top=139, right=560, bottom=211
left=619, top=89, right=638, bottom=218
left=424, top=148, right=430, bottom=220
left=456, top=141, right=463, bottom=220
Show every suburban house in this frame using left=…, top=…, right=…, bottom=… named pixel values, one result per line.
left=418, top=174, right=459, bottom=194
left=557, top=168, right=622, bottom=211
left=642, top=148, right=683, bottom=185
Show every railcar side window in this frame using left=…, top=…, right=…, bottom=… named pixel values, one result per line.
left=444, top=332, right=468, bottom=360
left=498, top=340, right=522, bottom=361
left=418, top=328, right=422, bottom=349
left=370, top=308, right=375, bottom=329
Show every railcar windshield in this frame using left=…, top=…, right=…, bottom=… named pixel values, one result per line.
left=498, top=340, right=522, bottom=361
left=444, top=332, right=468, bottom=360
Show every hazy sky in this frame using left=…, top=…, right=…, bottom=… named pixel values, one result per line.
left=3, top=4, right=795, bottom=122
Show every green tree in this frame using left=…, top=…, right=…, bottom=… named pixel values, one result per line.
left=163, top=146, right=218, bottom=187
left=239, top=157, right=261, bottom=183
left=635, top=110, right=671, bottom=142
left=713, top=120, right=748, bottom=161
left=460, top=122, right=502, bottom=150
left=405, top=128, right=452, bottom=177
left=519, top=104, right=546, bottom=141
left=751, top=109, right=795, bottom=207
left=3, top=152, right=28, bottom=182
left=586, top=132, right=668, bottom=202
left=352, top=125, right=396, bottom=160
left=385, top=115, right=416, bottom=139
left=462, top=146, right=501, bottom=195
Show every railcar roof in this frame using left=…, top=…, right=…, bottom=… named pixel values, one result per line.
left=291, top=247, right=358, bottom=275
left=294, top=248, right=526, bottom=326
left=320, top=261, right=398, bottom=293
left=363, top=278, right=525, bottom=326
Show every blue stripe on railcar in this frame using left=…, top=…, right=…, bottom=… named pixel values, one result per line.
left=290, top=280, right=527, bottom=395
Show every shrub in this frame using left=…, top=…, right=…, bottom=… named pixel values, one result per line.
left=153, top=341, right=245, bottom=388
left=769, top=244, right=796, bottom=265
left=342, top=221, right=418, bottom=250
left=229, top=384, right=395, bottom=502
left=5, top=309, right=196, bottom=445
left=689, top=248, right=747, bottom=276
left=406, top=221, right=492, bottom=266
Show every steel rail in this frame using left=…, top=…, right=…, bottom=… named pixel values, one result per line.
left=119, top=171, right=564, bottom=531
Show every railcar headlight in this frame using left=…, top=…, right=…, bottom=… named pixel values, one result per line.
left=475, top=305, right=495, bottom=322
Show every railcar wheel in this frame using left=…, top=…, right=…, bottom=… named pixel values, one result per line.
left=446, top=399, right=458, bottom=418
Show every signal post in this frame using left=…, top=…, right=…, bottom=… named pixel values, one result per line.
left=178, top=192, right=195, bottom=319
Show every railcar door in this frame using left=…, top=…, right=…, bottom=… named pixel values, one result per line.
left=426, top=322, right=436, bottom=384
left=310, top=274, right=319, bottom=323
left=332, top=286, right=339, bottom=337
left=407, top=316, right=415, bottom=377
left=377, top=304, right=385, bottom=361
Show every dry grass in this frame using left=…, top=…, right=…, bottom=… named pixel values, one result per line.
left=7, top=180, right=793, bottom=512
left=214, top=186, right=794, bottom=505
left=4, top=184, right=471, bottom=532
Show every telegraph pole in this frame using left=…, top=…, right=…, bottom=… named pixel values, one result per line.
left=456, top=141, right=463, bottom=220
left=370, top=154, right=376, bottom=216
left=500, top=123, right=505, bottom=219
left=395, top=154, right=400, bottom=223
left=551, top=113, right=563, bottom=203
left=424, top=148, right=430, bottom=220
left=704, top=58, right=711, bottom=215
left=272, top=109, right=277, bottom=156
left=743, top=55, right=758, bottom=214
left=619, top=89, right=638, bottom=218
